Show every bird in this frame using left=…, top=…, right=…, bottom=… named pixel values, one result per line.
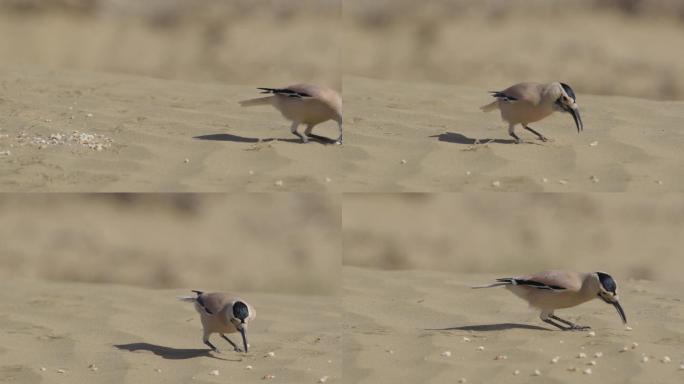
left=480, top=82, right=583, bottom=143
left=178, top=290, right=256, bottom=353
left=473, top=270, right=626, bottom=331
left=239, top=84, right=343, bottom=145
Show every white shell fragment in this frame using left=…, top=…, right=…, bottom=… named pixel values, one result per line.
left=462, top=337, right=471, bottom=343
left=318, top=376, right=329, bottom=383
left=86, top=113, right=94, bottom=118
left=532, top=369, right=541, bottom=376
left=589, top=141, right=599, bottom=147
left=661, top=356, right=671, bottom=363
left=209, top=370, right=219, bottom=376
left=57, top=369, right=66, bottom=374
left=440, top=351, right=452, bottom=357
left=583, top=368, right=593, bottom=375
left=550, top=356, right=560, bottom=364
left=588, top=331, right=596, bottom=337
left=246, top=365, right=253, bottom=370
left=625, top=325, right=633, bottom=331
left=641, top=356, right=649, bottom=363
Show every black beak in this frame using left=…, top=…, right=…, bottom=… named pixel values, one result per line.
left=612, top=300, right=627, bottom=324
left=565, top=105, right=583, bottom=133
left=238, top=326, right=248, bottom=353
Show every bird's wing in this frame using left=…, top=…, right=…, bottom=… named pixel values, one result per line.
left=257, top=85, right=314, bottom=99
left=510, top=270, right=583, bottom=292
left=491, top=82, right=542, bottom=104
left=195, top=292, right=237, bottom=315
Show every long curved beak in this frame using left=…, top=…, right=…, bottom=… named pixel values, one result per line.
left=612, top=300, right=627, bottom=324
left=566, top=105, right=583, bottom=133
left=238, top=326, right=248, bottom=353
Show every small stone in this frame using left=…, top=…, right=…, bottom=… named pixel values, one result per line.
left=40, top=367, right=46, bottom=372
left=588, top=360, right=597, bottom=366
left=465, top=171, right=471, bottom=176
left=541, top=177, right=548, bottom=183
left=577, top=352, right=587, bottom=358
left=631, top=342, right=639, bottom=349
left=532, top=369, right=541, bottom=376
left=661, top=356, right=671, bottom=363
left=462, top=337, right=471, bottom=342
left=458, top=378, right=467, bottom=383
left=589, top=141, right=599, bottom=147
left=246, top=365, right=253, bottom=370
left=386, top=350, right=395, bottom=354
left=57, top=369, right=66, bottom=374
left=567, top=367, right=577, bottom=372
left=588, top=331, right=596, bottom=337
left=400, top=159, right=407, bottom=164
left=274, top=180, right=284, bottom=187
left=477, top=346, right=485, bottom=351
left=440, top=351, right=452, bottom=357
left=325, top=177, right=332, bottom=183
left=88, top=364, right=98, bottom=372
left=266, top=351, right=276, bottom=357
left=625, top=325, right=633, bottom=331
left=583, top=368, right=593, bottom=375
left=327, top=360, right=332, bottom=364
left=679, top=364, right=684, bottom=370
left=154, top=368, right=162, bottom=373
left=558, top=179, right=568, bottom=185
left=318, top=376, right=329, bottom=383
left=513, top=370, right=520, bottom=376
left=492, top=181, right=501, bottom=188
left=550, top=356, right=560, bottom=364
left=184, top=158, right=190, bottom=163
left=262, top=374, right=275, bottom=380
left=209, top=370, right=219, bottom=376
left=248, top=170, right=255, bottom=175
left=620, top=346, right=629, bottom=352
left=494, top=355, right=508, bottom=360
left=656, top=180, right=663, bottom=185
left=590, top=176, right=600, bottom=183
left=594, top=352, right=603, bottom=358
left=86, top=113, right=93, bottom=118
left=641, top=356, right=649, bottom=363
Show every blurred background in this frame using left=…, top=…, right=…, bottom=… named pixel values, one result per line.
left=0, top=0, right=341, bottom=88
left=0, top=194, right=340, bottom=294
left=344, top=0, right=684, bottom=100
left=343, top=194, right=684, bottom=283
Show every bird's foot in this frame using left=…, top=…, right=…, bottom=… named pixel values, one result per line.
left=566, top=325, right=591, bottom=331
left=233, top=346, right=244, bottom=353
left=539, top=136, right=548, bottom=142
left=515, top=139, right=523, bottom=144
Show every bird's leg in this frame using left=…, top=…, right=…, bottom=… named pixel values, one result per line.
left=335, top=122, right=343, bottom=145
left=508, top=124, right=522, bottom=144
left=290, top=121, right=307, bottom=143
left=542, top=317, right=569, bottom=330
left=550, top=314, right=590, bottom=331
left=302, top=124, right=314, bottom=143
left=204, top=338, right=220, bottom=352
left=221, top=334, right=243, bottom=352
left=524, top=125, right=548, bottom=142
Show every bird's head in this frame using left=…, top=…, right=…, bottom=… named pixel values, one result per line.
left=551, top=82, right=583, bottom=133
left=592, top=272, right=627, bottom=325
left=229, top=300, right=252, bottom=353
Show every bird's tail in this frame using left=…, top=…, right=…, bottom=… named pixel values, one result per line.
left=480, top=101, right=499, bottom=112
left=177, top=295, right=196, bottom=302
left=471, top=278, right=513, bottom=289
left=239, top=96, right=273, bottom=107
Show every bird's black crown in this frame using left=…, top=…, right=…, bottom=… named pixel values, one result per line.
left=233, top=301, right=249, bottom=322
left=560, top=83, right=577, bottom=102
left=596, top=272, right=617, bottom=294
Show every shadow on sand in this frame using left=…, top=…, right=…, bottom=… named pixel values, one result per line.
left=194, top=133, right=337, bottom=145
left=114, top=342, right=235, bottom=361
left=426, top=323, right=550, bottom=332
left=430, top=132, right=517, bottom=145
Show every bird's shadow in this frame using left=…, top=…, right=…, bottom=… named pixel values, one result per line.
left=430, top=132, right=517, bottom=145
left=114, top=342, right=235, bottom=361
left=426, top=323, right=551, bottom=332
left=193, top=133, right=337, bottom=145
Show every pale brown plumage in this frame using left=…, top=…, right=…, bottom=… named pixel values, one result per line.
left=481, top=82, right=583, bottom=143
left=239, top=84, right=343, bottom=144
left=474, top=270, right=626, bottom=331
left=178, top=291, right=256, bottom=353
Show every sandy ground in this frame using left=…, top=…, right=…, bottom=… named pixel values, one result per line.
left=0, top=278, right=341, bottom=384
left=0, top=69, right=342, bottom=192
left=343, top=267, right=684, bottom=384
left=342, top=76, right=684, bottom=192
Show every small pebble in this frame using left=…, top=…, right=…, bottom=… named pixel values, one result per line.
left=495, top=355, right=508, bottom=361
left=656, top=180, right=663, bottom=185
left=458, top=378, right=467, bottom=383
left=262, top=374, right=275, bottom=380
left=625, top=325, right=633, bottom=331
left=532, top=369, right=541, bottom=376
left=400, top=159, right=407, bottom=164
left=541, top=177, right=548, bottom=183
left=589, top=141, right=598, bottom=147
left=88, top=364, right=98, bottom=372
left=661, top=356, right=671, bottom=363
left=325, top=177, right=332, bottom=183
left=327, top=360, right=332, bottom=364
left=155, top=368, right=162, bottom=373
left=246, top=365, right=253, bottom=370
left=631, top=342, right=639, bottom=349
left=477, top=346, right=485, bottom=351
left=248, top=170, right=255, bottom=175
left=679, top=364, right=684, bottom=370
left=386, top=350, right=395, bottom=355
left=318, top=376, right=329, bottom=383
left=620, top=346, right=629, bottom=352
left=594, top=352, right=603, bottom=358
left=550, top=356, right=560, bottom=364
left=440, top=351, right=452, bottom=357
left=641, top=356, right=649, bottom=363
left=513, top=370, right=520, bottom=376
left=86, top=113, right=93, bottom=118
left=583, top=368, right=593, bottom=375
left=57, top=369, right=66, bottom=374
left=266, top=351, right=276, bottom=357
left=588, top=331, right=596, bottom=337
left=567, top=367, right=577, bottom=372
left=559, top=340, right=564, bottom=344
left=209, top=370, right=219, bottom=376
left=274, top=180, right=284, bottom=187
left=492, top=181, right=501, bottom=188
left=462, top=337, right=471, bottom=343
left=577, top=353, right=587, bottom=358
left=465, top=171, right=472, bottom=176
left=558, top=179, right=568, bottom=185
left=40, top=367, right=46, bottom=372
left=588, top=360, right=597, bottom=366
left=184, top=158, right=190, bottom=163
